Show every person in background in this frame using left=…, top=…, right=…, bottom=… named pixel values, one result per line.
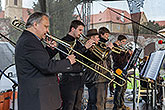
left=83, top=29, right=100, bottom=110
left=84, top=27, right=113, bottom=110
left=112, top=35, right=132, bottom=110
left=99, top=27, right=115, bottom=98
left=58, top=20, right=95, bottom=110
left=15, top=12, right=76, bottom=110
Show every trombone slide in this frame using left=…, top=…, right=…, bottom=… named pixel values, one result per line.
left=11, top=19, right=127, bottom=87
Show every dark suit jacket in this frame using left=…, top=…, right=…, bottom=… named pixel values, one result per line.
left=15, top=30, right=73, bottom=110
left=58, top=34, right=87, bottom=73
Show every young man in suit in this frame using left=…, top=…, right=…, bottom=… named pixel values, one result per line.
left=58, top=20, right=95, bottom=110
left=15, top=12, right=76, bottom=110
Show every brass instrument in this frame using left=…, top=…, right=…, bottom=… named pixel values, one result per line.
left=125, top=42, right=133, bottom=51
left=112, top=46, right=127, bottom=53
left=11, top=19, right=26, bottom=31
left=79, top=33, right=128, bottom=60
left=91, top=42, right=111, bottom=61
left=11, top=19, right=127, bottom=87
left=79, top=33, right=111, bottom=60
left=79, top=33, right=89, bottom=45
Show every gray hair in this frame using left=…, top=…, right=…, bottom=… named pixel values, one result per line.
left=25, top=12, right=49, bottom=28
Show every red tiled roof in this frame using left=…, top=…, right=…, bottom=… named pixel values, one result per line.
left=22, top=8, right=34, bottom=22
left=90, top=8, right=131, bottom=24
left=155, top=21, right=165, bottom=26
left=0, top=11, right=4, bottom=18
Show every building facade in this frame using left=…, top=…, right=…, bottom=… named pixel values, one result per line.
left=0, top=0, right=33, bottom=21
left=90, top=8, right=148, bottom=34
left=5, top=0, right=23, bottom=20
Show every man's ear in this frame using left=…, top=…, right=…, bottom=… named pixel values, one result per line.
left=118, top=40, right=121, bottom=45
left=33, top=22, right=38, bottom=29
left=71, top=27, right=75, bottom=32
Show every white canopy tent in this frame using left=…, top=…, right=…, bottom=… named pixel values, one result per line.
left=0, top=42, right=15, bottom=70
left=0, top=41, right=17, bottom=92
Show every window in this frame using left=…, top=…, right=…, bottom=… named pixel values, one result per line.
left=117, top=25, right=120, bottom=30
left=14, top=0, right=17, bottom=5
left=106, top=25, right=109, bottom=29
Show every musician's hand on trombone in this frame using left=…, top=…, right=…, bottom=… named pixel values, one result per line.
left=67, top=54, right=76, bottom=65
left=84, top=39, right=95, bottom=49
left=46, top=35, right=58, bottom=50
left=106, top=42, right=114, bottom=49
left=128, top=49, right=133, bottom=56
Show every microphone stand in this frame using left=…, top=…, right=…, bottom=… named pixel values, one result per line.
left=132, top=21, right=138, bottom=110
left=0, top=64, right=18, bottom=110
left=133, top=44, right=136, bottom=110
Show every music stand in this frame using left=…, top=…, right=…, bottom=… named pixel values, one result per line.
left=125, top=48, right=142, bottom=107
left=124, top=48, right=142, bottom=71
left=140, top=50, right=165, bottom=109
left=141, top=50, right=165, bottom=80
left=0, top=64, right=18, bottom=110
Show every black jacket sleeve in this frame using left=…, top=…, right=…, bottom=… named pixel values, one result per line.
left=45, top=46, right=58, bottom=59
left=23, top=39, right=73, bottom=74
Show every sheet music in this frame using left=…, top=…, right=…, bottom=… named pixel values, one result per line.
left=124, top=48, right=142, bottom=70
left=143, top=50, right=165, bottom=80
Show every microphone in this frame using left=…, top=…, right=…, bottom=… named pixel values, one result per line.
left=158, top=40, right=165, bottom=44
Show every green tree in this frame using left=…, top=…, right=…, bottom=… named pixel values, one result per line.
left=139, top=20, right=165, bottom=35
left=33, top=0, right=81, bottom=38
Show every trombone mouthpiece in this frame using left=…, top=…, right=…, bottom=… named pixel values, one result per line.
left=46, top=32, right=50, bottom=36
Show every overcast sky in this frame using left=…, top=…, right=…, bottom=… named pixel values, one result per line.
left=1, top=0, right=165, bottom=21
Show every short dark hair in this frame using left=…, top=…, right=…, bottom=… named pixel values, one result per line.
left=99, top=27, right=110, bottom=35
left=69, top=20, right=85, bottom=32
left=117, top=35, right=127, bottom=41
left=25, top=12, right=49, bottom=28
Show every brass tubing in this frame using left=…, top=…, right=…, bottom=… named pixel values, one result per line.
left=11, top=19, right=127, bottom=87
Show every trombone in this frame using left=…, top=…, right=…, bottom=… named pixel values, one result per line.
left=11, top=19, right=127, bottom=87
left=79, top=33, right=128, bottom=58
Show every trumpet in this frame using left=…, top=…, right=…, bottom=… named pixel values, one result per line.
left=79, top=33, right=89, bottom=45
left=11, top=19, right=127, bottom=87
left=79, top=33, right=111, bottom=60
left=79, top=33, right=128, bottom=60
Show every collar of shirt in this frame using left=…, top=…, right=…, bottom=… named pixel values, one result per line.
left=65, top=34, right=75, bottom=42
left=33, top=34, right=41, bottom=41
left=24, top=30, right=41, bottom=41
